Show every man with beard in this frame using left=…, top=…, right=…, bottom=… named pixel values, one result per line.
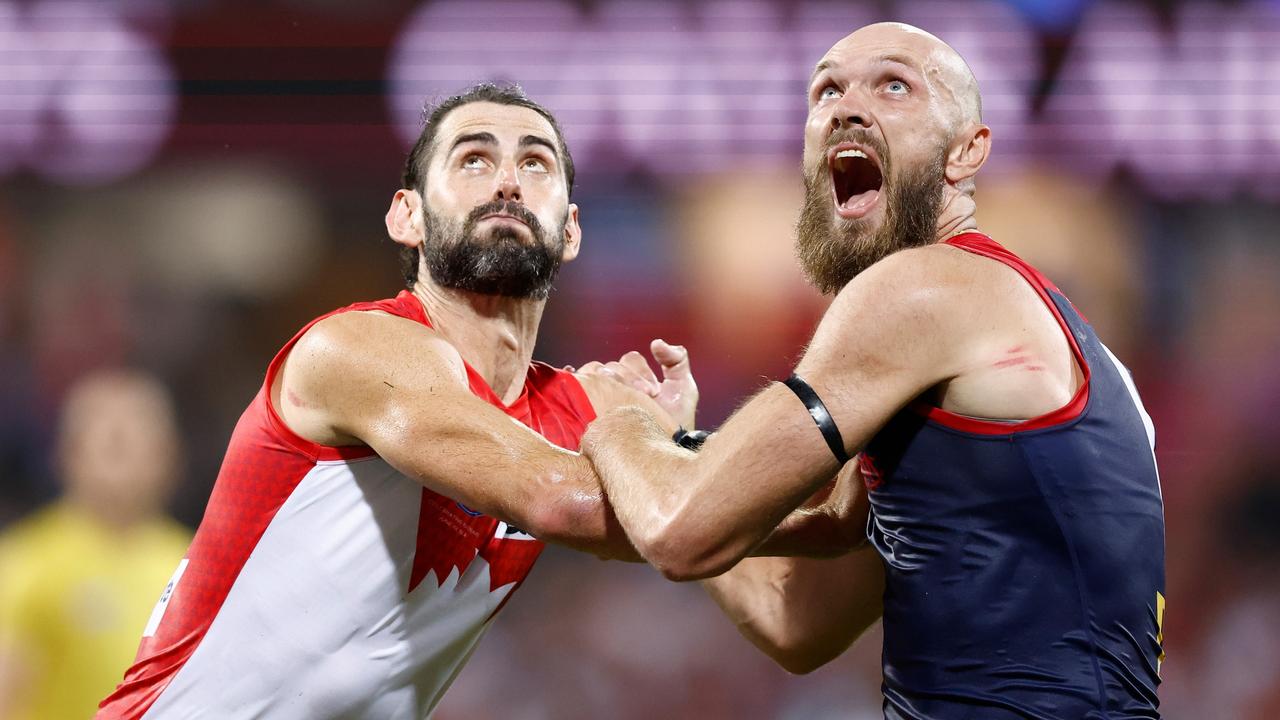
left=96, top=84, right=730, bottom=719
left=582, top=23, right=1166, bottom=719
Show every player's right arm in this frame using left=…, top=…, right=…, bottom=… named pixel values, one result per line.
left=274, top=309, right=639, bottom=560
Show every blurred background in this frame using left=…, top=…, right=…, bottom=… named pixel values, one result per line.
left=0, top=0, right=1277, bottom=717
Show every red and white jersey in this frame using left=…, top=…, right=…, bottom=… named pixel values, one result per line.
left=98, top=291, right=597, bottom=720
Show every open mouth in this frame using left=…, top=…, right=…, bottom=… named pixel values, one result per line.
left=829, top=144, right=883, bottom=219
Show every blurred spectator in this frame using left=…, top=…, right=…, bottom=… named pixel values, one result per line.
left=0, top=370, right=191, bottom=720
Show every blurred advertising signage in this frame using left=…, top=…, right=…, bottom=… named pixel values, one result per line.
left=0, top=1, right=175, bottom=184
left=389, top=0, right=1280, bottom=199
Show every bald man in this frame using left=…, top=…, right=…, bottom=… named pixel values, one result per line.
left=582, top=23, right=1165, bottom=719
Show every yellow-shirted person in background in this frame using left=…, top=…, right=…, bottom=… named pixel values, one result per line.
left=0, top=370, right=191, bottom=720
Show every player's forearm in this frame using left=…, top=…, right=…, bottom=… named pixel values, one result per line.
left=584, top=409, right=762, bottom=580
left=519, top=456, right=643, bottom=562
left=581, top=410, right=702, bottom=574
left=700, top=559, right=822, bottom=673
left=370, top=408, right=641, bottom=561
left=701, top=551, right=884, bottom=674
left=751, top=505, right=860, bottom=557
left=585, top=391, right=842, bottom=580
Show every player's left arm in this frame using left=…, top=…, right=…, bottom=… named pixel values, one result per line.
left=581, top=246, right=971, bottom=580
left=701, top=548, right=885, bottom=674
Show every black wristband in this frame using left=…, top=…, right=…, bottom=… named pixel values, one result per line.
left=781, top=374, right=851, bottom=465
left=672, top=426, right=711, bottom=451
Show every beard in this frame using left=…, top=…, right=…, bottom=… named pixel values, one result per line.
left=795, top=134, right=947, bottom=295
left=422, top=200, right=567, bottom=300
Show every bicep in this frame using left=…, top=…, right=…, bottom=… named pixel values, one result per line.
left=687, top=252, right=967, bottom=527
left=791, top=248, right=970, bottom=457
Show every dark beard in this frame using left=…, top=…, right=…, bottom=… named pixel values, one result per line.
left=795, top=139, right=946, bottom=295
left=422, top=200, right=566, bottom=300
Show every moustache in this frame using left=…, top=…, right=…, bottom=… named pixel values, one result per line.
left=464, top=200, right=543, bottom=235
left=811, top=129, right=891, bottom=178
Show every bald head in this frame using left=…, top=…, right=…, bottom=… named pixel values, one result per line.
left=822, top=22, right=982, bottom=131
left=797, top=22, right=992, bottom=292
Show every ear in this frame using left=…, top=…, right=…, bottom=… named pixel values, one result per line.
left=386, top=189, right=425, bottom=249
left=560, top=203, right=582, bottom=263
left=944, top=124, right=991, bottom=188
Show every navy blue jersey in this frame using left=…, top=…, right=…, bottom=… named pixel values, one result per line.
left=862, top=233, right=1165, bottom=720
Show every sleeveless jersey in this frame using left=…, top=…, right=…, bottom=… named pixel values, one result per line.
left=97, top=291, right=596, bottom=720
left=862, top=233, right=1165, bottom=720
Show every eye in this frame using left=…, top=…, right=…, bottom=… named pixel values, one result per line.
left=884, top=79, right=910, bottom=95
left=462, top=154, right=487, bottom=170
left=819, top=85, right=841, bottom=101
left=522, top=157, right=549, bottom=173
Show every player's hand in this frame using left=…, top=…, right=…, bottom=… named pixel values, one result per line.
left=755, top=461, right=869, bottom=557
left=827, top=458, right=871, bottom=531
left=575, top=339, right=699, bottom=430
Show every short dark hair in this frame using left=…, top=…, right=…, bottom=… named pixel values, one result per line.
left=398, top=83, right=576, bottom=287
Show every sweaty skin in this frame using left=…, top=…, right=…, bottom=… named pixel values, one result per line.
left=580, top=22, right=1084, bottom=671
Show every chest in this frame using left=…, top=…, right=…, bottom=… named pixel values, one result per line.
left=407, top=488, right=545, bottom=594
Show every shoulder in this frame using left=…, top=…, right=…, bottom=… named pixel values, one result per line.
left=803, top=244, right=1001, bottom=382
left=822, top=245, right=983, bottom=342
left=275, top=309, right=470, bottom=446
left=289, top=309, right=467, bottom=389
left=837, top=244, right=986, bottom=314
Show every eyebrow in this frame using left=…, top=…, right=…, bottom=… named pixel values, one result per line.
left=874, top=54, right=921, bottom=73
left=808, top=59, right=833, bottom=87
left=448, top=131, right=558, bottom=159
left=519, top=134, right=558, bottom=157
left=449, top=131, right=498, bottom=154
left=809, top=53, right=922, bottom=87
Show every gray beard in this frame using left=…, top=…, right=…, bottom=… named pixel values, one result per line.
left=795, top=151, right=946, bottom=295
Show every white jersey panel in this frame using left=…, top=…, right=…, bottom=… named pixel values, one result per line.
left=143, top=457, right=512, bottom=720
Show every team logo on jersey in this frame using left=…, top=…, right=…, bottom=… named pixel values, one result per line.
left=859, top=453, right=885, bottom=491
left=495, top=521, right=536, bottom=541
left=142, top=558, right=189, bottom=637
left=409, top=490, right=545, bottom=594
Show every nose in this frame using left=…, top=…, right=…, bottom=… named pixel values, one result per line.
left=494, top=163, right=522, bottom=203
left=830, top=93, right=873, bottom=131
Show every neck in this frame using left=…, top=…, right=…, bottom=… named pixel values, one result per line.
left=933, top=187, right=979, bottom=243
left=412, top=279, right=545, bottom=405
